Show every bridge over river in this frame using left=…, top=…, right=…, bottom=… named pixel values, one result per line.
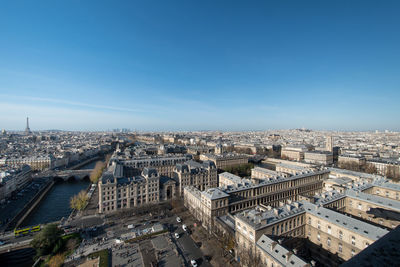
left=36, top=169, right=93, bottom=181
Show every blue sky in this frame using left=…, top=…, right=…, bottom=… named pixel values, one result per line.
left=1, top=0, right=399, bottom=131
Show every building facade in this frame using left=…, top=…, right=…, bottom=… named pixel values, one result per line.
left=98, top=163, right=176, bottom=213
left=199, top=153, right=248, bottom=169
left=173, top=160, right=217, bottom=194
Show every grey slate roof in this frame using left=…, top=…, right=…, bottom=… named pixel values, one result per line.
left=302, top=201, right=389, bottom=240
left=256, top=235, right=310, bottom=267
left=345, top=189, right=400, bottom=212
left=201, top=188, right=229, bottom=200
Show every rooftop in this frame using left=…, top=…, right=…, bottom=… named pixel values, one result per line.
left=201, top=188, right=229, bottom=200
left=235, top=203, right=305, bottom=230
left=302, top=201, right=389, bottom=240
left=256, top=235, right=310, bottom=267
left=345, top=189, right=400, bottom=212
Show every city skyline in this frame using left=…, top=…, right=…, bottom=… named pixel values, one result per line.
left=1, top=1, right=400, bottom=131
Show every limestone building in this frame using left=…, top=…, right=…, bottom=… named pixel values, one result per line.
left=281, top=146, right=307, bottom=161
left=304, top=151, right=333, bottom=165
left=251, top=167, right=289, bottom=180
left=232, top=201, right=388, bottom=266
left=173, top=160, right=217, bottom=194
left=120, top=154, right=192, bottom=177
left=184, top=170, right=329, bottom=232
left=199, top=153, right=248, bottom=169
left=98, top=162, right=176, bottom=213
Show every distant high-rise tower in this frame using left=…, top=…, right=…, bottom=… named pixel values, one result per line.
left=25, top=117, right=31, bottom=134
left=326, top=136, right=333, bottom=152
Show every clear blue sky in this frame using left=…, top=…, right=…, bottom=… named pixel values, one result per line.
left=1, top=0, right=399, bottom=131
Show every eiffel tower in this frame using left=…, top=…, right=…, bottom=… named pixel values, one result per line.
left=25, top=117, right=32, bottom=134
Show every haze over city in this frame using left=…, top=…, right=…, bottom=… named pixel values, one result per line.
left=1, top=0, right=400, bottom=131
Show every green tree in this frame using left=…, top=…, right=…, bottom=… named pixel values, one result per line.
left=70, top=190, right=89, bottom=211
left=31, top=224, right=63, bottom=256
left=90, top=161, right=106, bottom=183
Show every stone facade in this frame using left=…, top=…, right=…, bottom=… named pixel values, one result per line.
left=173, top=160, right=217, bottom=194
left=98, top=162, right=176, bottom=213
left=304, top=151, right=333, bottom=165
left=199, top=153, right=248, bottom=169
left=184, top=170, right=329, bottom=232
left=121, top=155, right=192, bottom=177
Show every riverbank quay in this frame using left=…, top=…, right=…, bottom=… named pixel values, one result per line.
left=0, top=178, right=53, bottom=232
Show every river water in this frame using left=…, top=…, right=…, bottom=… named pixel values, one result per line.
left=21, top=159, right=104, bottom=227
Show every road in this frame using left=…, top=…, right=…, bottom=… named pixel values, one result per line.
left=1, top=209, right=211, bottom=267
left=172, top=223, right=211, bottom=267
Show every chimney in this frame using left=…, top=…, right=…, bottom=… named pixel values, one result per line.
left=278, top=239, right=283, bottom=244
left=311, top=260, right=316, bottom=267
left=286, top=251, right=293, bottom=262
left=273, top=208, right=279, bottom=216
left=271, top=241, right=277, bottom=251
left=293, top=248, right=298, bottom=254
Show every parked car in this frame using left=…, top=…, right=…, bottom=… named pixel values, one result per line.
left=182, top=224, right=187, bottom=231
left=174, top=233, right=180, bottom=239
left=176, top=217, right=181, bottom=223
left=191, top=259, right=198, bottom=267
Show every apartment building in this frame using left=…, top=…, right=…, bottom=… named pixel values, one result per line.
left=329, top=168, right=380, bottom=183
left=367, top=158, right=400, bottom=177
left=173, top=160, right=217, bottom=194
left=98, top=163, right=176, bottom=213
left=251, top=167, right=288, bottom=180
left=362, top=179, right=400, bottom=200
left=304, top=151, right=333, bottom=165
left=304, top=201, right=388, bottom=263
left=0, top=155, right=54, bottom=170
left=231, top=201, right=388, bottom=266
left=281, top=146, right=307, bottom=161
left=344, top=189, right=400, bottom=229
left=199, top=153, right=248, bottom=169
left=275, top=163, right=316, bottom=176
left=338, top=155, right=366, bottom=166
left=256, top=235, right=310, bottom=267
left=0, top=165, right=32, bottom=201
left=303, top=184, right=400, bottom=230
left=184, top=170, right=329, bottom=232
left=121, top=154, right=192, bottom=177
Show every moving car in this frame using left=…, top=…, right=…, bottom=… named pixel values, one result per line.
left=191, top=259, right=198, bottom=267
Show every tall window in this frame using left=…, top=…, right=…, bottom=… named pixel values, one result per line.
left=338, top=243, right=342, bottom=253
left=327, top=225, right=331, bottom=234
left=352, top=236, right=356, bottom=246
left=339, top=231, right=343, bottom=240
left=317, top=221, right=321, bottom=229
left=327, top=237, right=331, bottom=247
left=317, top=232, right=320, bottom=241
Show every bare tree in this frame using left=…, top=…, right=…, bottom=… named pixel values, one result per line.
left=237, top=245, right=263, bottom=267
